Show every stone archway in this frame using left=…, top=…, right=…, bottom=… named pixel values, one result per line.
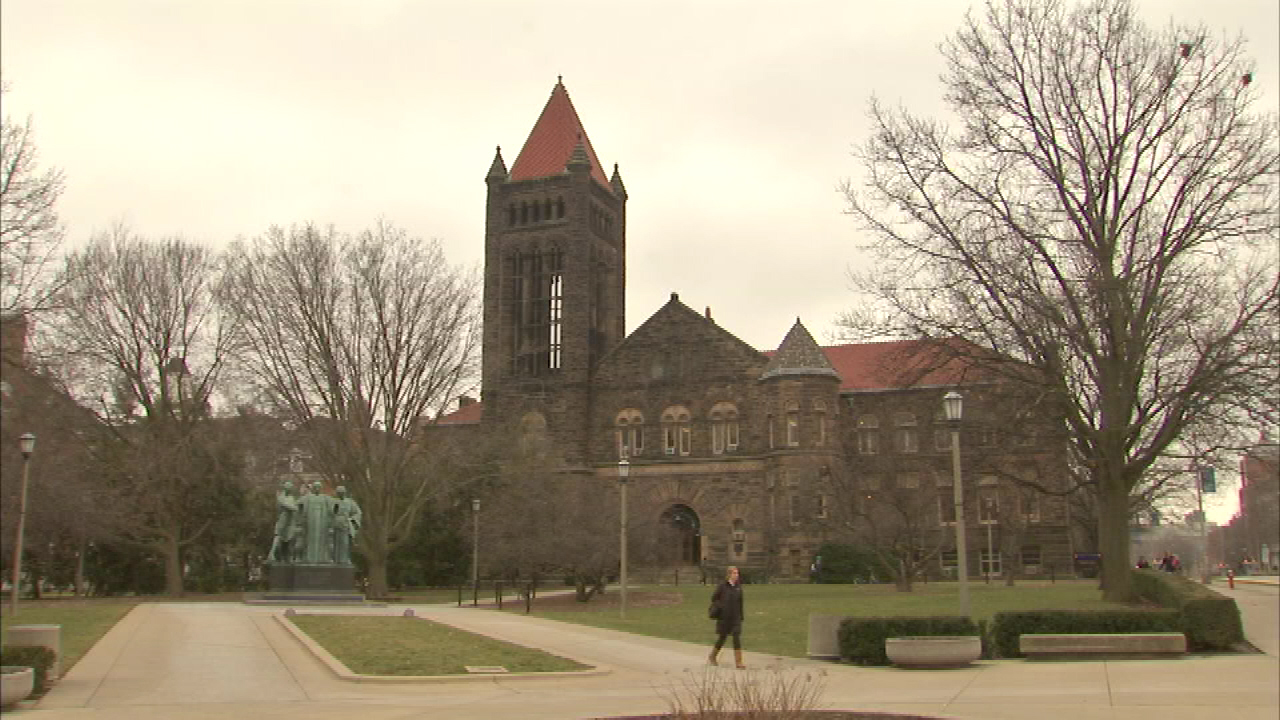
left=661, top=504, right=702, bottom=565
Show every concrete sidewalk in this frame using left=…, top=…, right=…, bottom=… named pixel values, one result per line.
left=16, top=587, right=1280, bottom=720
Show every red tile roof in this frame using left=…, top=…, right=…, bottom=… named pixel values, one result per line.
left=819, top=340, right=990, bottom=392
left=436, top=400, right=483, bottom=425
left=509, top=81, right=611, bottom=190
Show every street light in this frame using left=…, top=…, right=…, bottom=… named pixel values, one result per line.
left=471, top=498, right=480, bottom=606
left=943, top=392, right=970, bottom=618
left=9, top=432, right=36, bottom=616
left=618, top=456, right=630, bottom=619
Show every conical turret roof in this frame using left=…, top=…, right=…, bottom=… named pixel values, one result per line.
left=760, top=319, right=839, bottom=381
left=509, top=79, right=611, bottom=190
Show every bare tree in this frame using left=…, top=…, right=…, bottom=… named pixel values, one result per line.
left=843, top=0, right=1279, bottom=600
left=0, top=83, right=66, bottom=315
left=224, top=222, right=480, bottom=599
left=48, top=228, right=242, bottom=595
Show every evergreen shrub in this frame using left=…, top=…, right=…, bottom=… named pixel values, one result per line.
left=837, top=615, right=979, bottom=665
left=0, top=646, right=57, bottom=693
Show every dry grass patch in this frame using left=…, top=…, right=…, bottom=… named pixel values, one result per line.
left=289, top=614, right=590, bottom=675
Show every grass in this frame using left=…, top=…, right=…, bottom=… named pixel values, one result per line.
left=1, top=600, right=137, bottom=672
left=508, top=580, right=1126, bottom=658
left=289, top=614, right=590, bottom=675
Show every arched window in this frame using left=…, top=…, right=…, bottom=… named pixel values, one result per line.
left=543, top=198, right=552, bottom=220
left=661, top=405, right=692, bottom=456
left=556, top=197, right=565, bottom=218
left=856, top=415, right=879, bottom=454
left=732, top=517, right=746, bottom=557
left=785, top=400, right=800, bottom=447
left=531, top=201, right=541, bottom=223
left=615, top=409, right=644, bottom=458
left=710, top=402, right=739, bottom=454
left=520, top=202, right=529, bottom=224
left=507, top=204, right=517, bottom=227
left=894, top=412, right=918, bottom=453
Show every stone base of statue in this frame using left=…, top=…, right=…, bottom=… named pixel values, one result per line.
left=251, top=563, right=364, bottom=604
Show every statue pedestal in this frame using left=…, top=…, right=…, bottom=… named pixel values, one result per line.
left=261, top=563, right=364, bottom=603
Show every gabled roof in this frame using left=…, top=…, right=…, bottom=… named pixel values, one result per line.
left=509, top=80, right=612, bottom=190
left=760, top=319, right=839, bottom=381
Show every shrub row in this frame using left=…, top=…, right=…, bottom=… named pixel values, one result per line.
left=1, top=645, right=58, bottom=693
left=989, top=609, right=1180, bottom=658
left=1131, top=568, right=1244, bottom=651
left=838, top=615, right=979, bottom=665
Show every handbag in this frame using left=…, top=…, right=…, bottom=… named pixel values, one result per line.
left=708, top=600, right=721, bottom=619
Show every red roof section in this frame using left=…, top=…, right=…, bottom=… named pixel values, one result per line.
left=820, top=340, right=989, bottom=392
left=509, top=81, right=611, bottom=189
left=436, top=400, right=483, bottom=425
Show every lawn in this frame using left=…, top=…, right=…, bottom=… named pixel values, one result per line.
left=1, top=600, right=137, bottom=672
left=503, top=579, right=1127, bottom=658
left=289, top=614, right=590, bottom=675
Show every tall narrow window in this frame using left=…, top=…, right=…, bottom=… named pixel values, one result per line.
left=616, top=409, right=644, bottom=458
left=979, top=477, right=999, bottom=524
left=508, top=248, right=564, bottom=375
left=856, top=415, right=879, bottom=454
left=786, top=401, right=800, bottom=447
left=767, top=413, right=775, bottom=449
left=662, top=406, right=691, bottom=456
left=814, top=400, right=827, bottom=446
left=1020, top=487, right=1041, bottom=523
left=710, top=402, right=739, bottom=454
left=548, top=270, right=562, bottom=370
left=895, top=412, right=918, bottom=453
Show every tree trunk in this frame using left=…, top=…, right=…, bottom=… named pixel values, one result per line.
left=163, top=535, right=184, bottom=597
left=1098, top=479, right=1132, bottom=602
left=365, top=552, right=389, bottom=599
left=74, top=540, right=86, bottom=596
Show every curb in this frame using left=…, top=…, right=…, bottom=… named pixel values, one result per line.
left=274, top=612, right=612, bottom=683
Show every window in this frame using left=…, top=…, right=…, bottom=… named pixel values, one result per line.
left=940, top=549, right=958, bottom=569
left=710, top=402, right=739, bottom=455
left=980, top=549, right=1002, bottom=576
left=894, top=412, right=918, bottom=453
left=790, top=494, right=803, bottom=525
left=896, top=473, right=920, bottom=489
left=662, top=406, right=691, bottom=456
left=864, top=475, right=882, bottom=491
left=1020, top=487, right=1041, bottom=523
left=815, top=494, right=829, bottom=519
left=938, top=488, right=956, bottom=525
left=615, top=409, right=644, bottom=458
left=977, top=425, right=997, bottom=447
left=1021, top=545, right=1042, bottom=567
left=856, top=415, right=879, bottom=454
left=978, top=478, right=999, bottom=524
left=814, top=400, right=827, bottom=446
left=767, top=413, right=775, bottom=449
left=934, top=427, right=951, bottom=452
left=733, top=518, right=746, bottom=557
left=785, top=401, right=800, bottom=447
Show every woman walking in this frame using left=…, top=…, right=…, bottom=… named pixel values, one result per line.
left=708, top=565, right=746, bottom=669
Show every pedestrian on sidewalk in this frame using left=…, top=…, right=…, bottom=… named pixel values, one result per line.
left=708, top=565, right=747, bottom=669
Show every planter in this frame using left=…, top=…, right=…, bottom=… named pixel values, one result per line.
left=885, top=636, right=981, bottom=669
left=1, top=666, right=35, bottom=708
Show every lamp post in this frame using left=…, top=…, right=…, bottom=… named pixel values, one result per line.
left=618, top=456, right=630, bottom=619
left=471, top=498, right=480, bottom=606
left=10, top=432, right=36, bottom=616
left=943, top=392, right=970, bottom=618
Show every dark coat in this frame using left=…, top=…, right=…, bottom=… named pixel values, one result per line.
left=711, top=580, right=744, bottom=635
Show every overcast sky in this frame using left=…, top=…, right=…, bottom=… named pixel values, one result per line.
left=3, top=0, right=1275, bottom=521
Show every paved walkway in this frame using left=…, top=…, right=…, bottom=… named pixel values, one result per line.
left=14, top=579, right=1280, bottom=720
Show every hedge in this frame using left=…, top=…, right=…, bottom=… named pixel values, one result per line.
left=1, top=645, right=58, bottom=694
left=838, top=615, right=979, bottom=665
left=1131, top=568, right=1245, bottom=651
left=989, top=609, right=1181, bottom=658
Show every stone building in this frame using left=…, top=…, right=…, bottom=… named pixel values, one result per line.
left=437, top=81, right=1073, bottom=581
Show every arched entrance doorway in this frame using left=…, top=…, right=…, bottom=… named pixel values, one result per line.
left=661, top=504, right=702, bottom=565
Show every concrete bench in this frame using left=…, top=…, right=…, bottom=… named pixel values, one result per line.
left=1019, top=632, right=1186, bottom=658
